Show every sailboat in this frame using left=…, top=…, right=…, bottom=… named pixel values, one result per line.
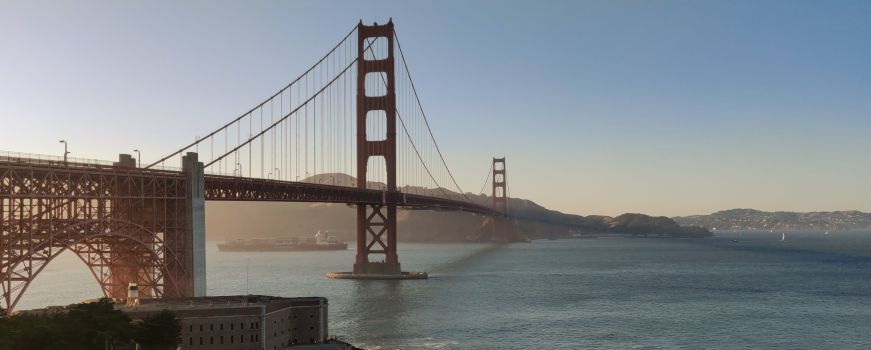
left=780, top=232, right=786, bottom=242
left=731, top=231, right=741, bottom=243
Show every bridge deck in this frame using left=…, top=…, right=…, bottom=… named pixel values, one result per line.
left=0, top=158, right=494, bottom=215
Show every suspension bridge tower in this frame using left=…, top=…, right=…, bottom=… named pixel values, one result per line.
left=492, top=157, right=509, bottom=242
left=329, top=19, right=426, bottom=279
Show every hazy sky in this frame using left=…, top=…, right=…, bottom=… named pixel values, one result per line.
left=1, top=0, right=869, bottom=217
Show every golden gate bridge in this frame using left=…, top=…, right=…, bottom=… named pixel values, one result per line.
left=0, top=20, right=510, bottom=314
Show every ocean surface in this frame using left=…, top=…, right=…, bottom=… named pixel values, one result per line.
left=19, top=231, right=871, bottom=349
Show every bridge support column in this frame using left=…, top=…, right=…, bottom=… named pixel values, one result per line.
left=328, top=19, right=424, bottom=280
left=492, top=158, right=509, bottom=243
left=353, top=203, right=400, bottom=275
left=354, top=19, right=400, bottom=276
left=183, top=152, right=206, bottom=296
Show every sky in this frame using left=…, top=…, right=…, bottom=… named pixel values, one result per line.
left=1, top=0, right=869, bottom=217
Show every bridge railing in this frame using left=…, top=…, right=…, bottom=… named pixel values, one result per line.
left=0, top=150, right=116, bottom=168
left=0, top=150, right=241, bottom=177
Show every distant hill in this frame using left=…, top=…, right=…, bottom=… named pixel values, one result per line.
left=673, top=209, right=871, bottom=231
left=205, top=173, right=711, bottom=242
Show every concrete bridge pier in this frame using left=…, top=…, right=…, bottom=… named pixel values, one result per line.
left=182, top=152, right=207, bottom=297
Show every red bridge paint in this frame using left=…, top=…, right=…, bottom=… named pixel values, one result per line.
left=0, top=20, right=509, bottom=314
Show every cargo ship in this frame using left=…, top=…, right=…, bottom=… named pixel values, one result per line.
left=217, top=231, right=348, bottom=252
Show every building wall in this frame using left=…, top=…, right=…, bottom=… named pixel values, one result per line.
left=121, top=296, right=328, bottom=350
left=180, top=313, right=263, bottom=350
left=263, top=298, right=329, bottom=349
left=287, top=299, right=328, bottom=346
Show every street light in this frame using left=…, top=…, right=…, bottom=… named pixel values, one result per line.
left=58, top=140, right=69, bottom=164
left=133, top=149, right=141, bottom=168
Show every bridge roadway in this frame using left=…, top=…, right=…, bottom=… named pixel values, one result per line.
left=1, top=154, right=497, bottom=313
left=0, top=154, right=495, bottom=216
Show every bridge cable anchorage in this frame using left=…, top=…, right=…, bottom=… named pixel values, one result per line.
left=146, top=25, right=358, bottom=169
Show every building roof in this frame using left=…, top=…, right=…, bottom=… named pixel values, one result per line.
left=115, top=295, right=327, bottom=315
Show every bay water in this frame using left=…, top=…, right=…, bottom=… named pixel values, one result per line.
left=20, top=231, right=871, bottom=349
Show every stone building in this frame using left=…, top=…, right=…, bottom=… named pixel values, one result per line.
left=118, top=295, right=329, bottom=350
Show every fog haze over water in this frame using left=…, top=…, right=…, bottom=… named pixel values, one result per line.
left=21, top=231, right=871, bottom=349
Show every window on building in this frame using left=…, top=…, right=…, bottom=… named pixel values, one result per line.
left=189, top=325, right=193, bottom=332
left=241, top=334, right=244, bottom=343
left=250, top=334, right=254, bottom=342
left=251, top=322, right=254, bottom=329
left=231, top=323, right=234, bottom=330
left=210, top=336, right=213, bottom=344
left=199, top=337, right=203, bottom=345
left=220, top=323, right=224, bottom=330
left=189, top=337, right=192, bottom=345
left=199, top=325, right=203, bottom=331
left=220, top=336, right=224, bottom=344
left=230, top=335, right=234, bottom=344
left=210, top=324, right=214, bottom=331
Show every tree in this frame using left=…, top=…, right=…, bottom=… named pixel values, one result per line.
left=133, top=310, right=181, bottom=350
left=65, top=298, right=134, bottom=349
left=0, top=299, right=136, bottom=350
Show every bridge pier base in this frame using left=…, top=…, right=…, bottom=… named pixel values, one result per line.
left=353, top=203, right=401, bottom=275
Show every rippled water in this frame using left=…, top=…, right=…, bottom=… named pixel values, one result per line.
left=20, top=231, right=871, bottom=349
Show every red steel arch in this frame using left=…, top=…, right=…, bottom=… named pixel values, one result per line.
left=1, top=160, right=195, bottom=315
left=2, top=218, right=181, bottom=313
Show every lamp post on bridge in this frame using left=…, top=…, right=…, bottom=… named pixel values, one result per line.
left=133, top=149, right=141, bottom=168
left=58, top=140, right=69, bottom=165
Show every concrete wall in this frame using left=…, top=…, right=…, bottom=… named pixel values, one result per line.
left=183, top=152, right=207, bottom=297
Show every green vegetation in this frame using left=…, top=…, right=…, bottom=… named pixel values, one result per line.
left=133, top=310, right=181, bottom=350
left=0, top=299, right=180, bottom=350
